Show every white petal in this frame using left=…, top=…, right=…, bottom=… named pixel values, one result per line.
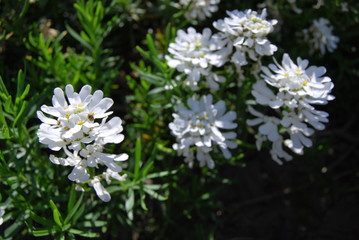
left=52, top=88, right=67, bottom=107
left=79, top=85, right=92, bottom=101
left=68, top=166, right=90, bottom=182
left=92, top=98, right=114, bottom=117
left=37, top=111, right=58, bottom=125
left=114, top=153, right=129, bottom=161
left=91, top=179, right=111, bottom=202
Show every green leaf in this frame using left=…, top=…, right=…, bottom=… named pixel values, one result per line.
left=67, top=185, right=77, bottom=214
left=0, top=76, right=9, bottom=97
left=32, top=228, right=54, bottom=237
left=65, top=24, right=92, bottom=50
left=0, top=106, right=10, bottom=139
left=64, top=191, right=84, bottom=225
left=146, top=34, right=158, bottom=58
left=18, top=84, right=30, bottom=101
left=68, top=228, right=100, bottom=238
left=144, top=183, right=169, bottom=190
left=140, top=146, right=157, bottom=178
left=12, top=101, right=27, bottom=128
left=134, top=137, right=141, bottom=179
left=19, top=0, right=29, bottom=18
left=49, top=200, right=63, bottom=228
left=134, top=67, right=166, bottom=86
left=30, top=211, right=52, bottom=227
left=139, top=185, right=148, bottom=211
left=4, top=221, right=23, bottom=238
left=125, top=189, right=134, bottom=220
left=38, top=34, right=51, bottom=61
left=15, top=70, right=25, bottom=100
left=55, top=233, right=66, bottom=240
left=144, top=187, right=168, bottom=201
left=72, top=203, right=85, bottom=223
left=144, top=169, right=179, bottom=180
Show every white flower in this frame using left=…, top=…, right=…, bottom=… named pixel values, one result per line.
left=37, top=84, right=128, bottom=202
left=247, top=54, right=334, bottom=163
left=166, top=27, right=230, bottom=90
left=302, top=18, right=339, bottom=55
left=247, top=106, right=280, bottom=142
left=103, top=169, right=127, bottom=184
left=173, top=0, right=220, bottom=23
left=261, top=53, right=334, bottom=103
left=270, top=138, right=293, bottom=164
left=89, top=177, right=111, bottom=202
left=213, top=8, right=278, bottom=66
left=169, top=94, right=237, bottom=168
left=0, top=207, right=5, bottom=225
left=91, top=117, right=125, bottom=144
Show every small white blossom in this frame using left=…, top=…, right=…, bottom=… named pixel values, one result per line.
left=173, top=0, right=220, bottom=23
left=169, top=94, right=237, bottom=168
left=213, top=8, right=278, bottom=67
left=37, top=84, right=128, bottom=202
left=261, top=53, right=334, bottom=104
left=166, top=27, right=230, bottom=90
left=0, top=207, right=5, bottom=225
left=302, top=18, right=339, bottom=55
left=89, top=177, right=111, bottom=202
left=104, top=169, right=127, bottom=184
left=247, top=54, right=334, bottom=163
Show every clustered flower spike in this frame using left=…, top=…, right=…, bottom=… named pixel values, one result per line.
left=169, top=94, right=238, bottom=168
left=166, top=27, right=230, bottom=90
left=302, top=18, right=339, bottom=55
left=247, top=53, right=334, bottom=164
left=213, top=8, right=278, bottom=67
left=37, top=84, right=128, bottom=202
left=173, top=0, right=221, bottom=23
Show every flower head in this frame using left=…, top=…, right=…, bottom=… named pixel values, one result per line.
left=213, top=8, right=278, bottom=66
left=173, top=0, right=221, bottom=23
left=302, top=18, right=339, bottom=55
left=166, top=27, right=230, bottom=90
left=37, top=84, right=127, bottom=202
left=169, top=94, right=237, bottom=168
left=261, top=53, right=334, bottom=104
left=247, top=54, right=334, bottom=163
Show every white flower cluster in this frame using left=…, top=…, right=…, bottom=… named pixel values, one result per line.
left=302, top=18, right=339, bottom=55
left=0, top=207, right=4, bottom=225
left=37, top=84, right=127, bottom=202
left=169, top=95, right=237, bottom=168
left=173, top=0, right=221, bottom=23
left=247, top=54, right=334, bottom=164
left=213, top=8, right=278, bottom=66
left=166, top=27, right=230, bottom=90
left=166, top=8, right=278, bottom=90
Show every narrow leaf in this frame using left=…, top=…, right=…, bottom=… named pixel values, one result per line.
left=49, top=200, right=63, bottom=228
left=134, top=137, right=141, bottom=179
